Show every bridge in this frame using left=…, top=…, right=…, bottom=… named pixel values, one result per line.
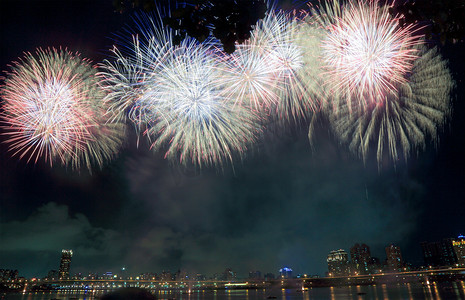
left=14, top=267, right=465, bottom=292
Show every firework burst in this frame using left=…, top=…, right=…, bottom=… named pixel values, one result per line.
left=141, top=39, right=260, bottom=167
left=98, top=13, right=174, bottom=127
left=1, top=48, right=123, bottom=170
left=321, top=0, right=422, bottom=107
left=100, top=12, right=260, bottom=167
left=252, top=10, right=320, bottom=121
left=329, top=46, right=453, bottom=166
left=218, top=42, right=279, bottom=112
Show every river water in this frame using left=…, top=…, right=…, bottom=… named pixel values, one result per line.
left=3, top=281, right=465, bottom=300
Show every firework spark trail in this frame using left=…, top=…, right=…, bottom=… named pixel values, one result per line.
left=70, top=111, right=126, bottom=172
left=320, top=0, right=422, bottom=107
left=1, top=48, right=124, bottom=170
left=98, top=48, right=146, bottom=124
left=100, top=12, right=261, bottom=167
left=99, top=13, right=174, bottom=127
left=142, top=38, right=261, bottom=167
left=329, top=45, right=453, bottom=166
left=296, top=8, right=333, bottom=105
left=251, top=10, right=320, bottom=121
left=296, top=10, right=334, bottom=146
left=218, top=42, right=280, bottom=112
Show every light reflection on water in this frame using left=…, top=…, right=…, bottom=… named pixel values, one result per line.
left=3, top=281, right=465, bottom=300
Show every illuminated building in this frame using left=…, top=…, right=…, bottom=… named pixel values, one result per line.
left=421, top=238, right=459, bottom=266
left=452, top=235, right=465, bottom=265
left=421, top=241, right=442, bottom=266
left=350, top=243, right=371, bottom=274
left=327, top=249, right=349, bottom=276
left=441, top=238, right=459, bottom=265
left=385, top=244, right=402, bottom=271
left=279, top=267, right=293, bottom=279
left=58, top=249, right=73, bottom=280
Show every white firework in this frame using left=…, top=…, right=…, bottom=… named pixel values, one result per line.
left=98, top=13, right=174, bottom=127
left=1, top=48, right=124, bottom=170
left=218, top=42, right=280, bottom=112
left=139, top=38, right=261, bottom=167
left=251, top=10, right=320, bottom=121
left=320, top=0, right=421, bottom=107
left=329, top=45, right=453, bottom=166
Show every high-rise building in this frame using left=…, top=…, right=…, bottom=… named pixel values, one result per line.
left=58, top=249, right=73, bottom=280
left=385, top=244, right=402, bottom=271
left=350, top=243, right=371, bottom=275
left=421, top=241, right=442, bottom=266
left=421, top=238, right=459, bottom=267
left=279, top=267, right=292, bottom=279
left=441, top=238, right=458, bottom=265
left=327, top=249, right=350, bottom=276
left=452, top=235, right=465, bottom=265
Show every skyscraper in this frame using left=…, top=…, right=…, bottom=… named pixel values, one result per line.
left=421, top=238, right=459, bottom=266
left=59, top=249, right=73, bottom=280
left=279, top=267, right=292, bottom=279
left=452, top=235, right=465, bottom=265
left=441, top=238, right=459, bottom=265
left=385, top=244, right=402, bottom=271
left=350, top=243, right=371, bottom=275
left=327, top=249, right=350, bottom=276
left=421, top=241, right=442, bottom=266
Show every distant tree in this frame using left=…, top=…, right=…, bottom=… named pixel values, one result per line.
left=113, top=0, right=268, bottom=53
left=389, top=0, right=465, bottom=45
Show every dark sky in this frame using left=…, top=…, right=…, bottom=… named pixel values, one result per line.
left=0, top=0, right=464, bottom=279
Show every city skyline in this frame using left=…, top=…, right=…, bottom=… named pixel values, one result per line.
left=5, top=234, right=465, bottom=280
left=1, top=0, right=464, bottom=280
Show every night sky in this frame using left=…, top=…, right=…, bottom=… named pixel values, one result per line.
left=0, top=0, right=464, bottom=279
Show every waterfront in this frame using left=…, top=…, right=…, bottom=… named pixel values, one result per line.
left=3, top=281, right=465, bottom=300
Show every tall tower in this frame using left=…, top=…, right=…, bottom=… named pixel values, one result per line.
left=327, top=249, right=350, bottom=276
left=350, top=243, right=372, bottom=274
left=59, top=249, right=73, bottom=280
left=453, top=235, right=465, bottom=265
left=421, top=241, right=442, bottom=266
left=421, top=238, right=459, bottom=266
left=385, top=244, right=402, bottom=271
left=279, top=267, right=293, bottom=279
